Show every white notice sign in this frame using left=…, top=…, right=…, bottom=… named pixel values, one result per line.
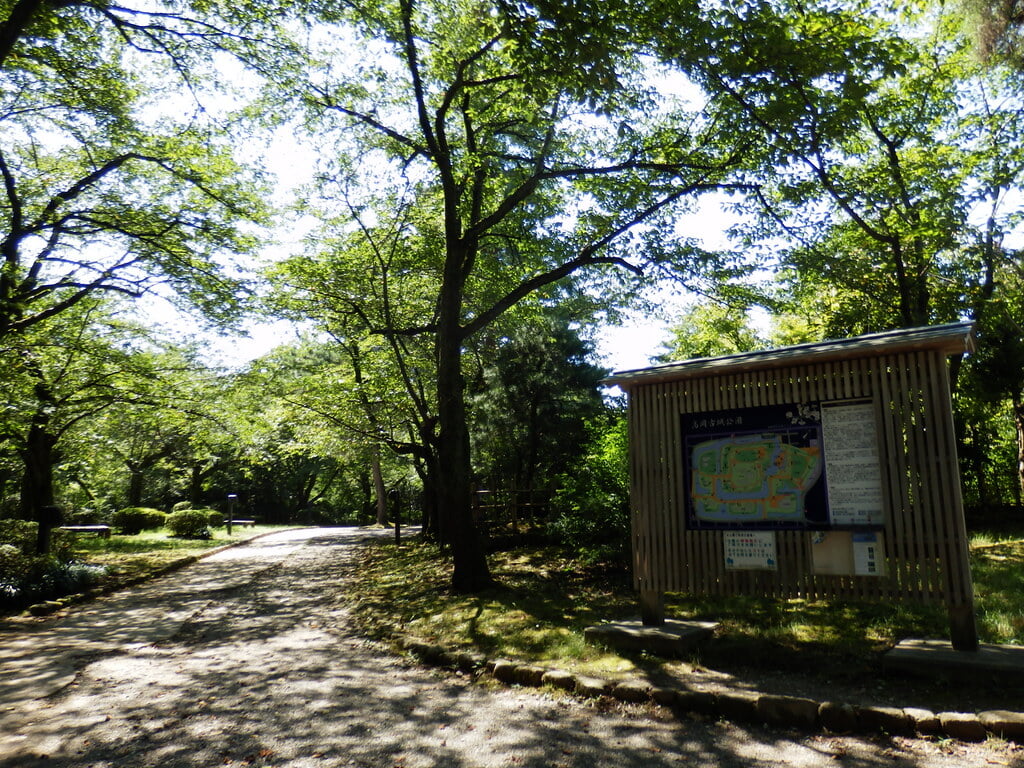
left=821, top=401, right=885, bottom=526
left=852, top=531, right=885, bottom=576
left=724, top=531, right=777, bottom=571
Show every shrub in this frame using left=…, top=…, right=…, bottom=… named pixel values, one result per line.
left=0, top=520, right=38, bottom=555
left=165, top=509, right=212, bottom=539
left=547, top=414, right=631, bottom=563
left=0, top=543, right=30, bottom=595
left=0, top=543, right=108, bottom=611
left=39, top=560, right=107, bottom=595
left=112, top=507, right=166, bottom=535
left=67, top=509, right=102, bottom=525
left=194, top=509, right=224, bottom=527
left=0, top=521, right=75, bottom=561
left=171, top=501, right=193, bottom=513
left=49, top=529, right=76, bottom=563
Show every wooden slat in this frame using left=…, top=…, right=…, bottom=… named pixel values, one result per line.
left=627, top=340, right=971, bottom=608
left=885, top=354, right=918, bottom=599
left=927, top=351, right=974, bottom=606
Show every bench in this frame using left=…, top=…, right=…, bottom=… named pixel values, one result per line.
left=59, top=525, right=111, bottom=539
left=229, top=519, right=256, bottom=527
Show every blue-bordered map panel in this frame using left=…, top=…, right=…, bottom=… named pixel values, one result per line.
left=682, top=403, right=829, bottom=530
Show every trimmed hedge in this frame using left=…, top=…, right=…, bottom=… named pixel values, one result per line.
left=165, top=509, right=211, bottom=539
left=111, top=507, right=166, bottom=535
left=195, top=509, right=224, bottom=527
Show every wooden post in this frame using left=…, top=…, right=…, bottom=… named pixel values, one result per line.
left=949, top=603, right=979, bottom=652
left=640, top=589, right=665, bottom=626
left=389, top=488, right=401, bottom=546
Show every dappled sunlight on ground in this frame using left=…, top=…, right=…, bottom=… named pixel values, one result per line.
left=0, top=529, right=1015, bottom=768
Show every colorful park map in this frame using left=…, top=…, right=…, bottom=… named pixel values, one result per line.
left=690, top=433, right=823, bottom=523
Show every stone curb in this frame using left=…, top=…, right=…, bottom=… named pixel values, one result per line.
left=21, top=528, right=309, bottom=618
left=396, top=637, right=1020, bottom=744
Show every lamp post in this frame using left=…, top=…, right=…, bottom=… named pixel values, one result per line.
left=227, top=493, right=237, bottom=535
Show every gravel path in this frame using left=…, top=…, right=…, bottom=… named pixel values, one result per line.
left=0, top=528, right=1015, bottom=767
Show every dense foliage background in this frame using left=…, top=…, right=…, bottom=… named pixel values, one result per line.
left=1, top=0, right=1023, bottom=587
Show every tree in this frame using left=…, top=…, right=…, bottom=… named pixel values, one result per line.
left=272, top=0, right=747, bottom=591
left=667, top=1, right=1024, bottom=506
left=0, top=0, right=270, bottom=340
left=657, top=302, right=767, bottom=362
left=0, top=0, right=277, bottom=540
left=0, top=299, right=188, bottom=532
left=665, top=2, right=977, bottom=334
left=226, top=341, right=397, bottom=524
left=962, top=259, right=1024, bottom=503
left=470, top=311, right=607, bottom=507
left=270, top=190, right=449, bottom=537
left=962, top=0, right=1024, bottom=64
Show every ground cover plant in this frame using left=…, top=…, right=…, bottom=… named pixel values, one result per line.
left=350, top=528, right=1024, bottom=712
left=0, top=524, right=292, bottom=615
left=67, top=526, right=289, bottom=586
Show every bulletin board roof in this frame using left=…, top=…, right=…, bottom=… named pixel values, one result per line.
left=605, top=322, right=975, bottom=390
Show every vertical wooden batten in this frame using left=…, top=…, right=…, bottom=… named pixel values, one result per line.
left=605, top=323, right=978, bottom=650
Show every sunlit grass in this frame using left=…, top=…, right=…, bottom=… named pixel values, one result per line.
left=70, top=525, right=296, bottom=585
left=349, top=531, right=1024, bottom=681
left=970, top=531, right=1024, bottom=645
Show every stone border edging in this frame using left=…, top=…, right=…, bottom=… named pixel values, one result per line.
left=396, top=638, right=1024, bottom=743
left=22, top=528, right=307, bottom=618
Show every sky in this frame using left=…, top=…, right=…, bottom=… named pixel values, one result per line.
left=184, top=118, right=736, bottom=376
left=200, top=303, right=681, bottom=374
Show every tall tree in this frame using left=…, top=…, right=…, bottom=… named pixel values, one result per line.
left=272, top=0, right=745, bottom=591
left=0, top=0, right=270, bottom=340
left=470, top=311, right=607, bottom=502
left=666, top=1, right=1024, bottom=504
left=962, top=0, right=1024, bottom=64
left=664, top=2, right=977, bottom=335
left=0, top=299, right=186, bottom=528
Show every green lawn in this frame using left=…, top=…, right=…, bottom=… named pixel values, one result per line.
left=69, top=525, right=298, bottom=589
left=348, top=531, right=1024, bottom=682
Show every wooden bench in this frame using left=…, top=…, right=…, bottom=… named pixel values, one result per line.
left=230, top=519, right=256, bottom=527
left=59, top=525, right=111, bottom=539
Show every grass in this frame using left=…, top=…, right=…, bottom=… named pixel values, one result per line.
left=348, top=529, right=1024, bottom=684
left=66, top=525, right=297, bottom=592
left=970, top=532, right=1024, bottom=644
left=352, top=541, right=643, bottom=677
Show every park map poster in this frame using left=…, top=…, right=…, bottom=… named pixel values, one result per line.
left=682, top=400, right=884, bottom=531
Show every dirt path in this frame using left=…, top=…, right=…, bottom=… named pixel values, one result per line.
left=0, top=529, right=1015, bottom=767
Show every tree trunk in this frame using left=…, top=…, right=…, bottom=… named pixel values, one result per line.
left=127, top=463, right=144, bottom=507
left=356, top=467, right=374, bottom=521
left=20, top=418, right=58, bottom=553
left=412, top=455, right=440, bottom=540
left=0, top=0, right=47, bottom=70
left=416, top=418, right=442, bottom=542
left=1014, top=394, right=1024, bottom=505
left=188, top=462, right=215, bottom=506
left=372, top=451, right=388, bottom=526
left=435, top=265, right=492, bottom=592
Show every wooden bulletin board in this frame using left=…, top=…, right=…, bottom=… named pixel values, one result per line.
left=605, top=323, right=978, bottom=650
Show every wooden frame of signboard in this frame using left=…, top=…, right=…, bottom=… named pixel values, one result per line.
left=605, top=322, right=978, bottom=651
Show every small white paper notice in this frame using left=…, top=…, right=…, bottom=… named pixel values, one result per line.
left=724, top=531, right=777, bottom=571
left=852, top=531, right=885, bottom=577
left=821, top=401, right=885, bottom=526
